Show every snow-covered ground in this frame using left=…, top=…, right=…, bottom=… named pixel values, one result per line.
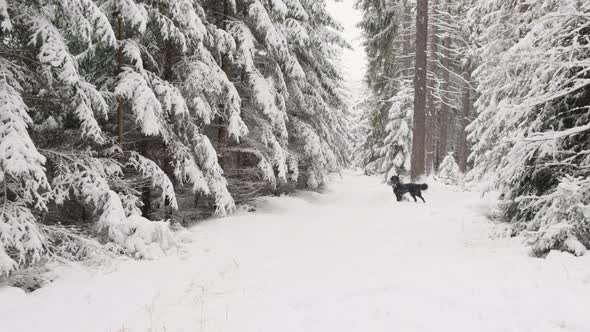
left=2, top=172, right=590, bottom=332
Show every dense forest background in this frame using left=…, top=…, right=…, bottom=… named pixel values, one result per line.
left=354, top=0, right=590, bottom=256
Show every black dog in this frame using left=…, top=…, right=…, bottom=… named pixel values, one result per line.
left=389, top=175, right=428, bottom=203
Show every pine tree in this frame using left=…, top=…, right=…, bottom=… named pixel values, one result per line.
left=355, top=0, right=415, bottom=177
left=437, top=152, right=461, bottom=185
left=0, top=0, right=352, bottom=276
left=0, top=60, right=50, bottom=275
left=287, top=0, right=353, bottom=188
left=213, top=0, right=351, bottom=192
left=466, top=0, right=590, bottom=254
left=382, top=82, right=414, bottom=179
left=0, top=0, right=124, bottom=275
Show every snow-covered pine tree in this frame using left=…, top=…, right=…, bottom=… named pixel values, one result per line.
left=356, top=0, right=414, bottom=177
left=0, top=0, right=249, bottom=274
left=437, top=152, right=461, bottom=185
left=362, top=80, right=414, bottom=178
left=68, top=0, right=242, bottom=229
left=0, top=0, right=352, bottom=276
left=0, top=58, right=50, bottom=276
left=285, top=0, right=353, bottom=188
left=95, top=0, right=252, bottom=221
left=204, top=0, right=351, bottom=193
left=352, top=85, right=376, bottom=170
left=199, top=0, right=297, bottom=198
left=466, top=0, right=590, bottom=255
left=382, top=82, right=414, bottom=179
left=0, top=0, right=125, bottom=274
left=0, top=0, right=196, bottom=269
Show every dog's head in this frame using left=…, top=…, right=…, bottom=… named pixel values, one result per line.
left=389, top=175, right=401, bottom=185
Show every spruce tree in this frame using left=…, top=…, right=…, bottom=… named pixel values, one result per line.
left=355, top=0, right=415, bottom=177
left=466, top=0, right=590, bottom=255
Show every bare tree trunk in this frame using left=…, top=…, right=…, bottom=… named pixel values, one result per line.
left=438, top=6, right=450, bottom=165
left=448, top=110, right=456, bottom=155
left=425, top=0, right=437, bottom=175
left=458, top=62, right=472, bottom=172
left=411, top=0, right=429, bottom=181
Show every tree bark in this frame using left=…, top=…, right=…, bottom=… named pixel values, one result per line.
left=411, top=0, right=429, bottom=181
left=438, top=5, right=450, bottom=166
left=425, top=0, right=437, bottom=175
left=458, top=62, right=472, bottom=172
left=402, top=1, right=413, bottom=79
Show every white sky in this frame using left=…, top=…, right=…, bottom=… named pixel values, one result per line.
left=326, top=0, right=366, bottom=93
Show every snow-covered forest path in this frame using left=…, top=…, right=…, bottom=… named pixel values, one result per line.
left=3, top=172, right=590, bottom=332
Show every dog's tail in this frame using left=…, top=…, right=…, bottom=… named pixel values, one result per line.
left=420, top=183, right=428, bottom=190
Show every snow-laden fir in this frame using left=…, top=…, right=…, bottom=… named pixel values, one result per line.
left=0, top=0, right=351, bottom=275
left=437, top=152, right=462, bottom=185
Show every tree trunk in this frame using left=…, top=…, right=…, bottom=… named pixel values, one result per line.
left=447, top=110, right=456, bottom=156
left=411, top=0, right=429, bottom=181
left=402, top=1, right=413, bottom=79
left=458, top=62, right=471, bottom=172
left=438, top=7, right=450, bottom=166
left=438, top=102, right=448, bottom=164
left=425, top=0, right=437, bottom=175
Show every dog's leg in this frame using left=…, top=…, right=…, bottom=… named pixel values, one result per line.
left=410, top=193, right=417, bottom=202
left=393, top=188, right=400, bottom=202
left=394, top=189, right=403, bottom=202
left=417, top=193, right=426, bottom=203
